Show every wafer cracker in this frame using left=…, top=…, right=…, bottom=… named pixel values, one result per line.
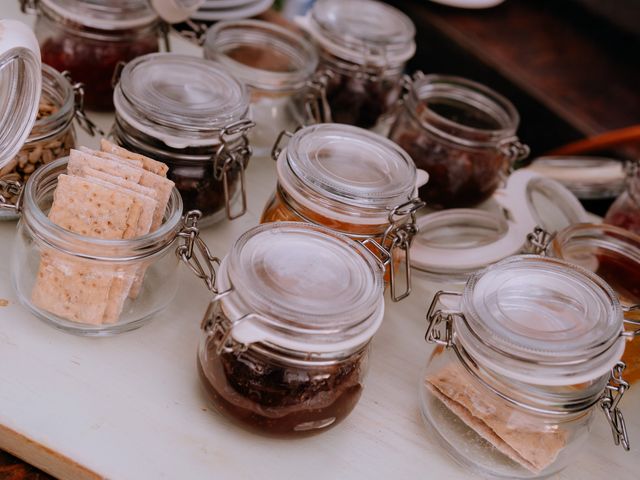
left=78, top=146, right=144, bottom=169
left=426, top=364, right=567, bottom=474
left=68, top=149, right=144, bottom=183
left=101, top=138, right=169, bottom=177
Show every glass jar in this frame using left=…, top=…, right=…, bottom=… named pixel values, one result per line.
left=0, top=63, right=100, bottom=220
left=262, top=124, right=425, bottom=301
left=22, top=0, right=163, bottom=111
left=203, top=20, right=320, bottom=158
left=112, top=53, right=253, bottom=225
left=604, top=162, right=640, bottom=235
left=389, top=73, right=530, bottom=209
left=197, top=222, right=385, bottom=435
left=423, top=255, right=631, bottom=479
left=298, top=0, right=416, bottom=129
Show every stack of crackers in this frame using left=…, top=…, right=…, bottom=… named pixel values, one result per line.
left=31, top=140, right=175, bottom=325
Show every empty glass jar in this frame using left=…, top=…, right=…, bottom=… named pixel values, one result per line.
left=197, top=222, right=384, bottom=435
left=423, top=255, right=631, bottom=478
left=389, top=73, right=529, bottom=209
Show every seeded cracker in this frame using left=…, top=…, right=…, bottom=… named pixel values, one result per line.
left=101, top=138, right=169, bottom=177
left=31, top=175, right=137, bottom=324
left=68, top=149, right=143, bottom=183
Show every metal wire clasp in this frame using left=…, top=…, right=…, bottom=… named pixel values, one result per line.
left=304, top=69, right=333, bottom=124
left=62, top=71, right=104, bottom=137
left=213, top=119, right=255, bottom=220
left=176, top=210, right=220, bottom=293
left=600, top=362, right=630, bottom=450
left=525, top=226, right=553, bottom=255
left=498, top=136, right=530, bottom=171
left=0, top=178, right=24, bottom=214
left=425, top=291, right=463, bottom=347
left=382, top=198, right=425, bottom=302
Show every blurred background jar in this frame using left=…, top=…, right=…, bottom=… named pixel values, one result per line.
left=204, top=19, right=320, bottom=158
left=390, top=73, right=529, bottom=209
left=604, top=161, right=640, bottom=235
left=298, top=0, right=416, bottom=130
left=21, top=0, right=165, bottom=111
left=0, top=63, right=99, bottom=220
left=112, top=53, right=253, bottom=225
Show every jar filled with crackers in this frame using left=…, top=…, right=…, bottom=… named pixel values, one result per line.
left=0, top=63, right=99, bottom=220
left=197, top=222, right=384, bottom=435
left=112, top=53, right=254, bottom=225
left=6, top=141, right=218, bottom=335
left=422, top=256, right=632, bottom=478
left=262, top=124, right=425, bottom=301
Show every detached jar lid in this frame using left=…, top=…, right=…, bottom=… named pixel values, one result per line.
left=281, top=124, right=417, bottom=215
left=114, top=53, right=249, bottom=149
left=527, top=156, right=627, bottom=200
left=40, top=0, right=159, bottom=30
left=459, top=255, right=625, bottom=385
left=217, top=222, right=385, bottom=352
left=0, top=20, right=41, bottom=170
left=305, top=0, right=416, bottom=66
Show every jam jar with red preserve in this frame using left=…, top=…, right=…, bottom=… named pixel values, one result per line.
left=197, top=222, right=385, bottom=435
left=605, top=162, right=640, bottom=235
left=389, top=73, right=530, bottom=209
left=112, top=53, right=253, bottom=225
left=22, top=0, right=163, bottom=111
left=298, top=0, right=416, bottom=130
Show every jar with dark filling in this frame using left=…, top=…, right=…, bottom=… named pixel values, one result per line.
left=389, top=74, right=529, bottom=209
left=197, top=222, right=384, bottom=435
left=300, top=0, right=416, bottom=129
left=25, top=0, right=162, bottom=111
left=112, top=53, right=253, bottom=224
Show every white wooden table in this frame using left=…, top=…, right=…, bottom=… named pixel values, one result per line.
left=0, top=5, right=638, bottom=479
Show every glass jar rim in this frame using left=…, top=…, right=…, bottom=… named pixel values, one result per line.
left=458, top=255, right=624, bottom=386
left=22, top=157, right=183, bottom=261
left=278, top=124, right=418, bottom=223
left=114, top=53, right=250, bottom=149
left=39, top=0, right=159, bottom=30
left=307, top=0, right=416, bottom=67
left=203, top=19, right=318, bottom=93
left=406, top=74, right=520, bottom=148
left=216, top=222, right=385, bottom=352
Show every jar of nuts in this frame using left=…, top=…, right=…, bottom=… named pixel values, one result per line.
left=0, top=63, right=99, bottom=220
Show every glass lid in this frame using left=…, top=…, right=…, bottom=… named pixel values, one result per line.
left=114, top=53, right=249, bottom=148
left=459, top=255, right=624, bottom=385
left=41, top=0, right=158, bottom=29
left=309, top=0, right=416, bottom=65
left=528, top=156, right=627, bottom=200
left=284, top=124, right=417, bottom=210
left=0, top=20, right=41, bottom=170
left=217, top=222, right=385, bottom=351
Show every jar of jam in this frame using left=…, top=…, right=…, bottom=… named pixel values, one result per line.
left=389, top=73, right=530, bottom=209
left=197, top=222, right=385, bottom=435
left=604, top=162, right=640, bottom=235
left=423, top=256, right=631, bottom=478
left=262, top=124, right=425, bottom=301
left=203, top=20, right=322, bottom=158
left=112, top=53, right=254, bottom=225
left=527, top=223, right=640, bottom=383
left=297, top=0, right=416, bottom=130
left=22, top=0, right=164, bottom=111
left=0, top=63, right=99, bottom=220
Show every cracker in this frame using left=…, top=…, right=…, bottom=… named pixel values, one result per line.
left=139, top=170, right=174, bottom=230
left=78, top=146, right=144, bottom=169
left=68, top=149, right=143, bottom=183
left=100, top=138, right=169, bottom=177
left=426, top=364, right=567, bottom=474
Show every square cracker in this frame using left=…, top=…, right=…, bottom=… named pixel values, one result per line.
left=78, top=146, right=144, bottom=168
left=101, top=138, right=169, bottom=177
left=426, top=363, right=567, bottom=474
left=68, top=149, right=143, bottom=184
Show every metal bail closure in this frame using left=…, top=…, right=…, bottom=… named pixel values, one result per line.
left=498, top=136, right=531, bottom=168
left=382, top=198, right=425, bottom=302
left=0, top=178, right=24, bottom=214
left=176, top=210, right=220, bottom=292
left=525, top=226, right=553, bottom=255
left=304, top=69, right=333, bottom=124
left=425, top=290, right=462, bottom=347
left=622, top=305, right=640, bottom=338
left=19, top=0, right=38, bottom=14
left=62, top=71, right=104, bottom=137
left=213, top=119, right=255, bottom=220
left=600, top=362, right=630, bottom=450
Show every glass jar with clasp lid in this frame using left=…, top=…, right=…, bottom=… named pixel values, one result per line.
left=296, top=0, right=416, bottom=130
left=422, top=255, right=635, bottom=478
left=197, top=222, right=385, bottom=435
left=262, top=123, right=426, bottom=301
left=112, top=53, right=254, bottom=225
left=604, top=161, right=640, bottom=235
